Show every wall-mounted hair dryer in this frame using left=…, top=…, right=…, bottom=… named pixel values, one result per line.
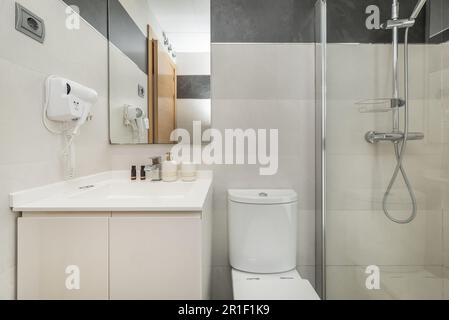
left=43, top=75, right=98, bottom=180
left=45, top=76, right=98, bottom=135
left=124, top=105, right=149, bottom=142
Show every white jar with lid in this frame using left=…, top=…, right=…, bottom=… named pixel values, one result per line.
left=181, top=162, right=197, bottom=182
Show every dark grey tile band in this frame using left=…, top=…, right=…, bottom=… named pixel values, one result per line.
left=211, top=0, right=426, bottom=44
left=212, top=0, right=316, bottom=43
left=62, top=0, right=108, bottom=38
left=326, top=0, right=425, bottom=44
left=62, top=0, right=147, bottom=74
left=107, top=0, right=147, bottom=74
left=177, top=75, right=211, bottom=99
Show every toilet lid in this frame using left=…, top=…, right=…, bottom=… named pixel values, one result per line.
left=232, top=269, right=320, bottom=300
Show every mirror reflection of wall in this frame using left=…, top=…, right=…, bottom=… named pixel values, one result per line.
left=108, top=0, right=211, bottom=145
left=429, top=0, right=449, bottom=39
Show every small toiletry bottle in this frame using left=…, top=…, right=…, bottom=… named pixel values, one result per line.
left=150, top=156, right=162, bottom=181
left=162, top=152, right=178, bottom=182
left=140, top=165, right=146, bottom=181
left=131, top=165, right=137, bottom=181
left=181, top=162, right=197, bottom=182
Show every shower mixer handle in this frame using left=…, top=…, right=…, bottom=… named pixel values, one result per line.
left=391, top=98, right=405, bottom=108
left=381, top=18, right=415, bottom=30
left=365, top=131, right=424, bottom=144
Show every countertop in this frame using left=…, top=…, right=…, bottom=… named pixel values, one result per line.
left=10, top=171, right=213, bottom=212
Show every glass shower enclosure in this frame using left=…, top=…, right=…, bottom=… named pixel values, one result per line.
left=315, top=0, right=449, bottom=299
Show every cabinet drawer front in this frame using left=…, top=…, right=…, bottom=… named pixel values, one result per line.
left=110, top=217, right=202, bottom=300
left=18, top=217, right=109, bottom=300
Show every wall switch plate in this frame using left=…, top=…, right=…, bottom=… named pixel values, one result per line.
left=138, top=84, right=145, bottom=98
left=15, top=3, right=45, bottom=43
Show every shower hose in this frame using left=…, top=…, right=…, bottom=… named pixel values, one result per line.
left=382, top=27, right=417, bottom=224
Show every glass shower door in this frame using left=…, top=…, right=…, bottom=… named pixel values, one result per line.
left=318, top=0, right=449, bottom=300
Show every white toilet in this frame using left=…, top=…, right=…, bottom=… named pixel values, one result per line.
left=228, top=189, right=320, bottom=300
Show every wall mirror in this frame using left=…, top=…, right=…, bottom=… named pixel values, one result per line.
left=428, top=0, right=449, bottom=39
left=108, top=0, right=211, bottom=144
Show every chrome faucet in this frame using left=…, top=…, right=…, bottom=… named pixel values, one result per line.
left=144, top=157, right=162, bottom=181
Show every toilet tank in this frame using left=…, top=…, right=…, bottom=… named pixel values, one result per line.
left=228, top=189, right=298, bottom=274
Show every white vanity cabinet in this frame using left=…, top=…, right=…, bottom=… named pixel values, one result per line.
left=17, top=215, right=110, bottom=300
left=12, top=171, right=213, bottom=300
left=110, top=213, right=204, bottom=300
left=17, top=211, right=211, bottom=300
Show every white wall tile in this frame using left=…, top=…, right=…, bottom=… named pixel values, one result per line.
left=327, top=210, right=443, bottom=266
left=211, top=43, right=316, bottom=294
left=0, top=0, right=108, bottom=98
left=212, top=99, right=315, bottom=159
left=326, top=153, right=444, bottom=211
left=212, top=44, right=315, bottom=100
left=327, top=44, right=434, bottom=101
left=176, top=99, right=211, bottom=138
left=176, top=52, right=210, bottom=75
left=109, top=144, right=173, bottom=170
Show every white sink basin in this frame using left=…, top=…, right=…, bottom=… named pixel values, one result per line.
left=10, top=171, right=213, bottom=212
left=68, top=180, right=195, bottom=200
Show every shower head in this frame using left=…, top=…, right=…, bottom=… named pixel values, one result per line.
left=410, top=0, right=427, bottom=20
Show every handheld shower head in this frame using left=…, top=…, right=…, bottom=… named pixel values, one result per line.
left=410, top=0, right=427, bottom=20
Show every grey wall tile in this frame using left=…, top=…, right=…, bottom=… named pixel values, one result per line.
left=212, top=0, right=316, bottom=43
left=177, top=75, right=211, bottom=99
left=211, top=0, right=426, bottom=44
left=108, top=0, right=147, bottom=74
left=62, top=0, right=108, bottom=37
left=326, top=0, right=426, bottom=44
left=427, top=0, right=449, bottom=43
